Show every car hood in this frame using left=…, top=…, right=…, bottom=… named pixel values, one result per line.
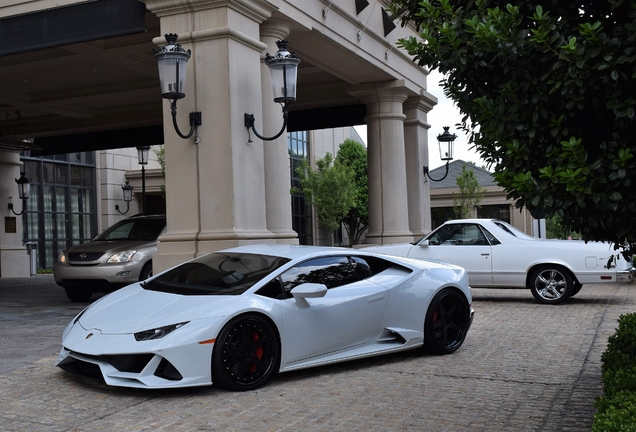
left=78, top=284, right=239, bottom=334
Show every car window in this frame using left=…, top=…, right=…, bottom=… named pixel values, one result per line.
left=143, top=252, right=290, bottom=296
left=96, top=218, right=166, bottom=241
left=257, top=255, right=393, bottom=300
left=480, top=226, right=501, bottom=245
left=493, top=220, right=536, bottom=240
left=280, top=256, right=356, bottom=297
left=427, top=223, right=489, bottom=246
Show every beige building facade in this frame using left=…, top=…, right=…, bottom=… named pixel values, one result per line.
left=428, top=160, right=535, bottom=235
left=0, top=0, right=439, bottom=277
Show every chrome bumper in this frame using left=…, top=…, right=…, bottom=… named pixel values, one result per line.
left=617, top=268, right=634, bottom=283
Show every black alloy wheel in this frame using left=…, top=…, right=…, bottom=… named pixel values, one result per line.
left=527, top=266, right=574, bottom=305
left=212, top=314, right=279, bottom=391
left=424, top=288, right=470, bottom=355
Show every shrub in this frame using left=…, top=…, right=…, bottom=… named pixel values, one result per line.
left=594, top=313, right=636, bottom=431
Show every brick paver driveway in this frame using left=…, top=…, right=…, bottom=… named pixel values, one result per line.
left=0, top=276, right=634, bottom=431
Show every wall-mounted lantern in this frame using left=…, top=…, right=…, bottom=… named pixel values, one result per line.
left=8, top=171, right=30, bottom=215
left=244, top=40, right=301, bottom=142
left=154, top=33, right=202, bottom=140
left=423, top=126, right=457, bottom=182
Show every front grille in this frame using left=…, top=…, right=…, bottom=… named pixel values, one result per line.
left=155, top=358, right=183, bottom=381
left=76, top=352, right=154, bottom=373
left=58, top=358, right=104, bottom=381
left=69, top=252, right=105, bottom=262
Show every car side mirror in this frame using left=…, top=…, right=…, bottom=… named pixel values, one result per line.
left=419, top=240, right=430, bottom=248
left=291, top=283, right=328, bottom=307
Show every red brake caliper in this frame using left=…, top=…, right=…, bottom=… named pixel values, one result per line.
left=250, top=332, right=263, bottom=373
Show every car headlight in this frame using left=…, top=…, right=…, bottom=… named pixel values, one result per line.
left=107, top=250, right=138, bottom=263
left=134, top=322, right=189, bottom=341
left=58, top=251, right=67, bottom=263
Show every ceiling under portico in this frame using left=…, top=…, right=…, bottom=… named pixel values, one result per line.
left=0, top=0, right=424, bottom=155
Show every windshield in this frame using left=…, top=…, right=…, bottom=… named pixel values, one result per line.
left=143, top=252, right=291, bottom=296
left=96, top=218, right=166, bottom=241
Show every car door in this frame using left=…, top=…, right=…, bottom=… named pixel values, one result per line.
left=408, top=223, right=494, bottom=286
left=279, top=255, right=388, bottom=365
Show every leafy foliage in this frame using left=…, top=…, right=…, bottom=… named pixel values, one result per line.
left=389, top=0, right=636, bottom=256
left=291, top=152, right=356, bottom=246
left=594, top=313, right=636, bottom=431
left=453, top=165, right=485, bottom=218
left=154, top=145, right=166, bottom=197
left=335, top=139, right=369, bottom=245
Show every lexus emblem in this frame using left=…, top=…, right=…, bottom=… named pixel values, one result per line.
left=86, top=333, right=93, bottom=339
left=79, top=253, right=87, bottom=259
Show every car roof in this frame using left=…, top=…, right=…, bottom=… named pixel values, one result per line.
left=221, top=244, right=371, bottom=260
left=443, top=218, right=497, bottom=224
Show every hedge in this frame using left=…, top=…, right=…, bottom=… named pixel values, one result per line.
left=593, top=313, right=636, bottom=431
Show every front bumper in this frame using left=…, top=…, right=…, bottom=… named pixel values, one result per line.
left=54, top=261, right=143, bottom=287
left=56, top=330, right=214, bottom=389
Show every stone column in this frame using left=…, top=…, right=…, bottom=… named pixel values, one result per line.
left=144, top=0, right=279, bottom=272
left=260, top=19, right=298, bottom=244
left=0, top=151, right=30, bottom=277
left=348, top=81, right=414, bottom=244
left=404, top=93, right=436, bottom=237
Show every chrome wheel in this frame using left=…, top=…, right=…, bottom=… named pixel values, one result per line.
left=528, top=266, right=573, bottom=305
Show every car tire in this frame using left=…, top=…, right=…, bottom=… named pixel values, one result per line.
left=570, top=281, right=583, bottom=297
left=527, top=265, right=574, bottom=305
left=139, top=262, right=152, bottom=281
left=423, top=288, right=471, bottom=355
left=64, top=287, right=92, bottom=303
left=211, top=314, right=280, bottom=391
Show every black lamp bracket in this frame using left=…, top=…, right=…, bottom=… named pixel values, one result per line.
left=244, top=104, right=289, bottom=142
left=423, top=161, right=450, bottom=182
left=8, top=199, right=26, bottom=216
left=115, top=203, right=130, bottom=215
left=170, top=100, right=202, bottom=140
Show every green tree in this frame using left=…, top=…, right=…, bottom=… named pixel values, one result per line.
left=335, top=139, right=369, bottom=245
left=453, top=165, right=485, bottom=219
left=389, top=0, right=636, bottom=256
left=546, top=213, right=581, bottom=239
left=291, top=152, right=356, bottom=246
left=154, top=145, right=166, bottom=197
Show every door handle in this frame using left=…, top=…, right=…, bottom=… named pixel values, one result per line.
left=481, top=253, right=490, bottom=256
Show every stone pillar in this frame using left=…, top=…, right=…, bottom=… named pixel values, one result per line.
left=348, top=81, right=414, bottom=244
left=260, top=19, right=298, bottom=244
left=404, top=94, right=436, bottom=237
left=0, top=151, right=30, bottom=277
left=145, top=0, right=279, bottom=272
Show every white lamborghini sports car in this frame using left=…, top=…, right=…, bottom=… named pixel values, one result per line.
left=57, top=244, right=473, bottom=391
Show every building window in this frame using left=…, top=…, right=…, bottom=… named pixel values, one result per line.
left=431, top=207, right=456, bottom=229
left=21, top=152, right=96, bottom=270
left=477, top=205, right=511, bottom=223
left=289, top=131, right=313, bottom=245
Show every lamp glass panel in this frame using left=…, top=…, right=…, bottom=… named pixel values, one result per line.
left=157, top=54, right=188, bottom=99
left=122, top=185, right=133, bottom=203
left=439, top=141, right=454, bottom=161
left=270, top=63, right=298, bottom=103
left=137, top=147, right=150, bottom=165
left=19, top=182, right=30, bottom=200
